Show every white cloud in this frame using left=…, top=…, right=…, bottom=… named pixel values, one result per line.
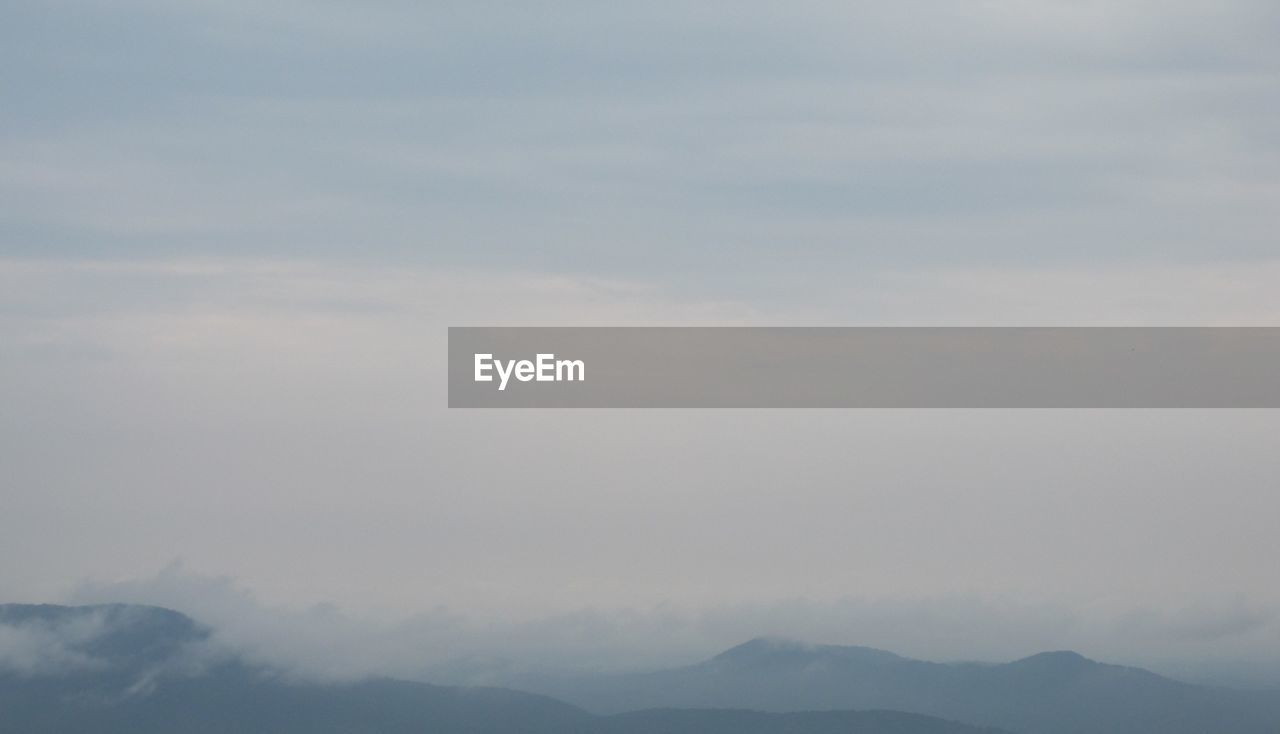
left=0, top=612, right=111, bottom=676
left=68, top=565, right=1280, bottom=687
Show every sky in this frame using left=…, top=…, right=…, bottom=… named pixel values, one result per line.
left=2, top=0, right=1280, bottom=685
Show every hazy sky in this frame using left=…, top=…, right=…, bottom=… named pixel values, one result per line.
left=3, top=0, right=1279, bottom=682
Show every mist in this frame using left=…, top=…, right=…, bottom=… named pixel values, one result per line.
left=5, top=0, right=1280, bottom=707
left=56, top=564, right=1280, bottom=689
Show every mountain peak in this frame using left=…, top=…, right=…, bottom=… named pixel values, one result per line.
left=710, top=637, right=905, bottom=669
left=717, top=637, right=810, bottom=656
left=1010, top=650, right=1097, bottom=669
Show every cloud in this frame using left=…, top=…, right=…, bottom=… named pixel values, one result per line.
left=3, top=1, right=1277, bottom=278
left=0, top=611, right=112, bottom=676
left=0, top=601, right=232, bottom=703
left=66, top=564, right=1280, bottom=688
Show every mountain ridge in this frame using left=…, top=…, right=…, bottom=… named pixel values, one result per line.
left=0, top=604, right=1009, bottom=734
left=7, top=605, right=1279, bottom=734
left=510, top=635, right=1280, bottom=734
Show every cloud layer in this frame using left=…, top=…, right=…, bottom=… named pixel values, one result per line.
left=4, top=0, right=1279, bottom=692
left=4, top=1, right=1278, bottom=285
left=68, top=564, right=1280, bottom=689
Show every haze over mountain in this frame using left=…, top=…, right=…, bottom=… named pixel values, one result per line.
left=0, top=604, right=1003, bottom=734
left=7, top=603, right=1280, bottom=734
left=515, top=637, right=1280, bottom=734
left=6, top=3, right=1280, bottom=730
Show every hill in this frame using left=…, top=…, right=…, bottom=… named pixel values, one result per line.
left=517, top=637, right=1280, bottom=734
left=0, top=604, right=1005, bottom=734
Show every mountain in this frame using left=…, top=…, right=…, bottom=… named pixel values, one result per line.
left=514, top=637, right=1280, bottom=734
left=0, top=604, right=1003, bottom=734
left=605, top=708, right=1008, bottom=734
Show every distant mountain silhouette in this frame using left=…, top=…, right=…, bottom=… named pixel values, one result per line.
left=606, top=708, right=1008, bottom=734
left=516, top=637, right=1280, bottom=734
left=0, top=605, right=1005, bottom=734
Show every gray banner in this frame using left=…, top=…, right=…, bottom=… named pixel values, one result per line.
left=448, top=327, right=1280, bottom=408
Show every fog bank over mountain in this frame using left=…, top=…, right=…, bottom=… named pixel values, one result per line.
left=5, top=603, right=1278, bottom=734
left=5, top=0, right=1280, bottom=718
left=0, top=604, right=1011, bottom=734
left=64, top=565, right=1280, bottom=689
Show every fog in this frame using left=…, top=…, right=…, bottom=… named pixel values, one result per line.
left=0, top=260, right=1272, bottom=685
left=4, top=0, right=1280, bottom=691
left=65, top=564, right=1280, bottom=689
